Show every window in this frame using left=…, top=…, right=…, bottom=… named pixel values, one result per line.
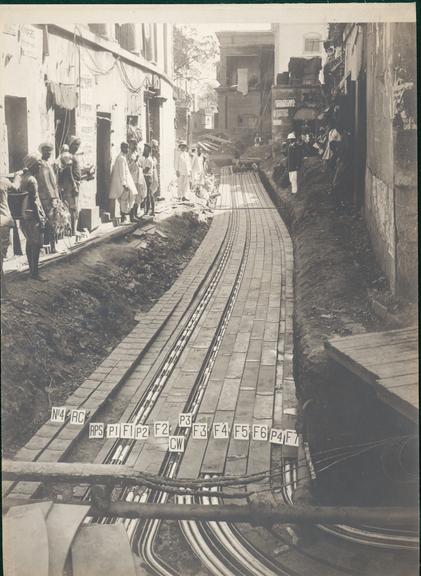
left=304, top=34, right=321, bottom=53
left=238, top=114, right=258, bottom=129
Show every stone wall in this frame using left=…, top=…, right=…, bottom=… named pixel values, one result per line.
left=365, top=22, right=417, bottom=300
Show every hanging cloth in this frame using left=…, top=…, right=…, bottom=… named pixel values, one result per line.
left=47, top=82, right=78, bottom=111
left=237, top=68, right=248, bottom=95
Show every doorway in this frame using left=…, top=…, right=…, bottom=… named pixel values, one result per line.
left=96, top=112, right=111, bottom=211
left=4, top=96, right=28, bottom=172
left=54, top=107, right=76, bottom=156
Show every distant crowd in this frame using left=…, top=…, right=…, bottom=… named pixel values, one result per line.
left=275, top=117, right=351, bottom=202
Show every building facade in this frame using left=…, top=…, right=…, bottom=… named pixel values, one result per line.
left=216, top=31, right=274, bottom=140
left=1, top=23, right=175, bottom=225
left=270, top=24, right=326, bottom=143
left=324, top=22, right=417, bottom=300
left=272, top=23, right=327, bottom=82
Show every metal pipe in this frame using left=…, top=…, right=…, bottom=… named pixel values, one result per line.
left=2, top=497, right=417, bottom=529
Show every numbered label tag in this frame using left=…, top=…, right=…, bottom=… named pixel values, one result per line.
left=107, top=423, right=121, bottom=438
left=269, top=428, right=284, bottom=445
left=213, top=422, right=230, bottom=439
left=252, top=424, right=268, bottom=441
left=89, top=423, right=104, bottom=439
left=179, top=413, right=193, bottom=428
left=135, top=424, right=149, bottom=440
left=120, top=422, right=135, bottom=439
left=50, top=406, right=67, bottom=423
left=169, top=436, right=185, bottom=453
left=192, top=423, right=208, bottom=439
left=69, top=409, right=86, bottom=426
left=154, top=421, right=170, bottom=437
left=233, top=423, right=250, bottom=440
left=283, top=429, right=299, bottom=447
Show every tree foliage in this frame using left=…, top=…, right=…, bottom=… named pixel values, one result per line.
left=173, top=25, right=219, bottom=82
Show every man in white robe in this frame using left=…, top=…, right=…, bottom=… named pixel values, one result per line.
left=109, top=143, right=137, bottom=221
left=175, top=142, right=191, bottom=201
left=191, top=144, right=206, bottom=188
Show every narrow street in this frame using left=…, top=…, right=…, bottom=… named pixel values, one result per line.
left=1, top=8, right=418, bottom=576
left=4, top=170, right=417, bottom=576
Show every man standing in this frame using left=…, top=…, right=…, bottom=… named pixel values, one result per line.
left=0, top=177, right=14, bottom=296
left=20, top=154, right=47, bottom=281
left=37, top=142, right=60, bottom=252
left=109, top=143, right=137, bottom=222
left=60, top=135, right=82, bottom=236
left=191, top=144, right=206, bottom=188
left=175, top=141, right=191, bottom=201
left=286, top=133, right=303, bottom=195
left=141, top=143, right=155, bottom=217
left=127, top=138, right=145, bottom=221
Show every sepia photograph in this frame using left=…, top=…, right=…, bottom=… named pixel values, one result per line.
left=0, top=3, right=418, bottom=576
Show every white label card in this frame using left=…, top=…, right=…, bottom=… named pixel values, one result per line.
left=169, top=436, right=185, bottom=453
left=252, top=425, right=269, bottom=441
left=135, top=424, right=149, bottom=440
left=154, top=421, right=170, bottom=437
left=50, top=406, right=67, bottom=423
left=179, top=413, right=193, bottom=428
left=269, top=428, right=284, bottom=445
left=107, top=423, right=121, bottom=438
left=89, top=423, right=104, bottom=438
left=283, top=429, right=299, bottom=447
left=120, top=422, right=135, bottom=439
left=233, top=423, right=250, bottom=440
left=192, top=423, right=208, bottom=439
left=69, top=409, right=86, bottom=426
left=213, top=422, right=230, bottom=439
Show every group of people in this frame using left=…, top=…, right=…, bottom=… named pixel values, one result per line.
left=0, top=135, right=209, bottom=295
left=281, top=121, right=350, bottom=199
left=0, top=135, right=84, bottom=287
left=109, top=139, right=159, bottom=221
left=175, top=141, right=207, bottom=201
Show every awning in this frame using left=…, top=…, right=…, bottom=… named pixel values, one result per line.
left=47, top=82, right=78, bottom=111
left=293, top=107, right=318, bottom=121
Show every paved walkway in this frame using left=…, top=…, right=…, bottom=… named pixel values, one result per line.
left=3, top=196, right=206, bottom=276
left=4, top=170, right=296, bottom=500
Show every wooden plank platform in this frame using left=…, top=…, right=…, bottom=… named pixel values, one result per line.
left=72, top=524, right=137, bottom=576
left=4, top=505, right=49, bottom=576
left=325, top=327, right=418, bottom=423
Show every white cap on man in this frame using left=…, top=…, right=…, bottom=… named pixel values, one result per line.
left=287, top=132, right=296, bottom=141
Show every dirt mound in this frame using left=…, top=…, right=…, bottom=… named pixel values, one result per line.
left=1, top=214, right=209, bottom=456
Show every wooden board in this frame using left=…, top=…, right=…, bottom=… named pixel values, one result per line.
left=4, top=506, right=49, bottom=576
left=326, top=328, right=419, bottom=423
left=45, top=504, right=90, bottom=576
left=72, top=524, right=137, bottom=576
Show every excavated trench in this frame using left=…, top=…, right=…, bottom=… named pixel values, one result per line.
left=1, top=213, right=210, bottom=457
left=259, top=160, right=417, bottom=509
